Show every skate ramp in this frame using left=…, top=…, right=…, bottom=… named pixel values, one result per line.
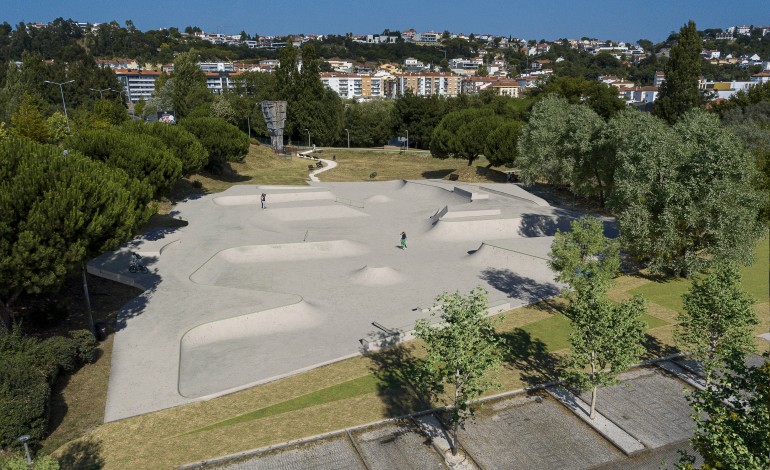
left=268, top=205, right=369, bottom=222
left=179, top=300, right=322, bottom=397
left=190, top=240, right=369, bottom=285
left=349, top=265, right=405, bottom=286
left=426, top=217, right=525, bottom=241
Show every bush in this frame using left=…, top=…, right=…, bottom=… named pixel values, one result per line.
left=69, top=330, right=96, bottom=364
left=67, top=128, right=183, bottom=196
left=0, top=329, right=94, bottom=447
left=179, top=117, right=249, bottom=169
left=0, top=454, right=60, bottom=469
left=121, top=121, right=208, bottom=175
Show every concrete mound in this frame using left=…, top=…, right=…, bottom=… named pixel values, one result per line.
left=365, top=194, right=394, bottom=204
left=425, top=217, right=524, bottom=242
left=190, top=240, right=369, bottom=285
left=349, top=265, right=405, bottom=286
left=269, top=205, right=368, bottom=222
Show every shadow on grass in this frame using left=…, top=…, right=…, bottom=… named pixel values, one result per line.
left=641, top=333, right=679, bottom=361
left=57, top=438, right=103, bottom=470
left=499, top=329, right=565, bottom=386
left=365, top=334, right=432, bottom=418
left=421, top=168, right=456, bottom=179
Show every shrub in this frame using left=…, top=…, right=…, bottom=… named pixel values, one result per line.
left=121, top=121, right=208, bottom=174
left=179, top=117, right=249, bottom=169
left=0, top=454, right=60, bottom=469
left=69, top=330, right=96, bottom=364
left=0, top=329, right=94, bottom=446
left=67, top=128, right=183, bottom=196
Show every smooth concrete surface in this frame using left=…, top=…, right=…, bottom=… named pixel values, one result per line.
left=94, top=180, right=593, bottom=421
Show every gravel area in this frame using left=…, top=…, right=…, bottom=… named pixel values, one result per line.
left=219, top=436, right=364, bottom=470
left=354, top=422, right=446, bottom=470
left=579, top=369, right=694, bottom=449
left=460, top=394, right=622, bottom=469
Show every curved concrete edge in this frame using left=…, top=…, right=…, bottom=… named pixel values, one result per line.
left=86, top=264, right=154, bottom=291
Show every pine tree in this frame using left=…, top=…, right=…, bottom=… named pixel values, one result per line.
left=653, top=21, right=704, bottom=124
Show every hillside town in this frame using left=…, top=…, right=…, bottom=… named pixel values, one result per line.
left=22, top=21, right=769, bottom=106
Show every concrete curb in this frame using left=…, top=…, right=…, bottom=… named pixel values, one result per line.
left=546, top=387, right=646, bottom=456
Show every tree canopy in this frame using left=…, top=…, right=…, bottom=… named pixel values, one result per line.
left=653, top=21, right=704, bottom=124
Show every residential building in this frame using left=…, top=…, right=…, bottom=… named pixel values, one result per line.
left=115, top=69, right=163, bottom=103
left=320, top=72, right=392, bottom=99
left=653, top=71, right=666, bottom=87
left=413, top=31, right=440, bottom=44
left=395, top=72, right=463, bottom=97
left=701, top=50, right=721, bottom=60
left=490, top=79, right=523, bottom=97
left=752, top=71, right=770, bottom=84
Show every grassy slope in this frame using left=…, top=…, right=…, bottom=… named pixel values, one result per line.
left=49, top=148, right=770, bottom=468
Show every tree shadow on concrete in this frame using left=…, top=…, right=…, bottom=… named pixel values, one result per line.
left=498, top=328, right=566, bottom=386
left=56, top=438, right=103, bottom=470
left=135, top=211, right=189, bottom=242
left=363, top=332, right=432, bottom=418
left=480, top=268, right=560, bottom=304
left=518, top=212, right=574, bottom=237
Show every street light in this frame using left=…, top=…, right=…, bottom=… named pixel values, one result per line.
left=44, top=80, right=75, bottom=133
left=344, top=128, right=350, bottom=148
left=18, top=435, right=32, bottom=464
left=304, top=128, right=311, bottom=147
left=405, top=129, right=409, bottom=150
left=89, top=87, right=111, bottom=99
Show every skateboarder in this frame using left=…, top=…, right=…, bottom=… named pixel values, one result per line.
left=261, top=193, right=267, bottom=209
left=400, top=232, right=407, bottom=249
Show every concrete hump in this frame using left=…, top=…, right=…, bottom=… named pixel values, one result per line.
left=365, top=194, right=394, bottom=203
left=349, top=265, right=405, bottom=286
left=190, top=240, right=369, bottom=285
left=426, top=217, right=524, bottom=242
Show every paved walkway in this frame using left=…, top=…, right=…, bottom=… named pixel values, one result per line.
left=94, top=179, right=592, bottom=421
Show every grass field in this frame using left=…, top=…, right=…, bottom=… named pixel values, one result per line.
left=44, top=147, right=769, bottom=469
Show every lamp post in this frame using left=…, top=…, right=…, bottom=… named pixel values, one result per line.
left=18, top=435, right=32, bottom=464
left=304, top=128, right=311, bottom=147
left=344, top=128, right=350, bottom=148
left=89, top=87, right=111, bottom=99
left=44, top=80, right=74, bottom=133
left=405, top=129, right=409, bottom=150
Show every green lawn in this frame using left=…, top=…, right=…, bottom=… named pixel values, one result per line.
left=629, top=241, right=770, bottom=312
left=520, top=312, right=669, bottom=353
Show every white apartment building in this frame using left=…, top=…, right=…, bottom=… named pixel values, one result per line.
left=115, top=69, right=238, bottom=104
left=320, top=72, right=390, bottom=99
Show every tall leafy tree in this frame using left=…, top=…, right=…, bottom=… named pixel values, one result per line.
left=430, top=108, right=505, bottom=166
left=653, top=21, right=704, bottom=124
left=10, top=93, right=51, bottom=143
left=414, top=287, right=502, bottom=456
left=612, top=110, right=764, bottom=276
left=675, top=264, right=758, bottom=383
left=170, top=49, right=211, bottom=117
left=343, top=100, right=396, bottom=147
left=678, top=358, right=770, bottom=470
left=549, top=217, right=647, bottom=419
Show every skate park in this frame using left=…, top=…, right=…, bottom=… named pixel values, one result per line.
left=90, top=177, right=595, bottom=422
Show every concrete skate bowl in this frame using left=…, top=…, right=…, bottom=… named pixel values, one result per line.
left=349, top=265, right=405, bottom=286
left=268, top=204, right=369, bottom=222
left=178, top=300, right=322, bottom=398
left=190, top=240, right=370, bottom=286
left=212, top=190, right=336, bottom=206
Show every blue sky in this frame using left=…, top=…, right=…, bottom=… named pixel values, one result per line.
left=3, top=0, right=767, bottom=43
